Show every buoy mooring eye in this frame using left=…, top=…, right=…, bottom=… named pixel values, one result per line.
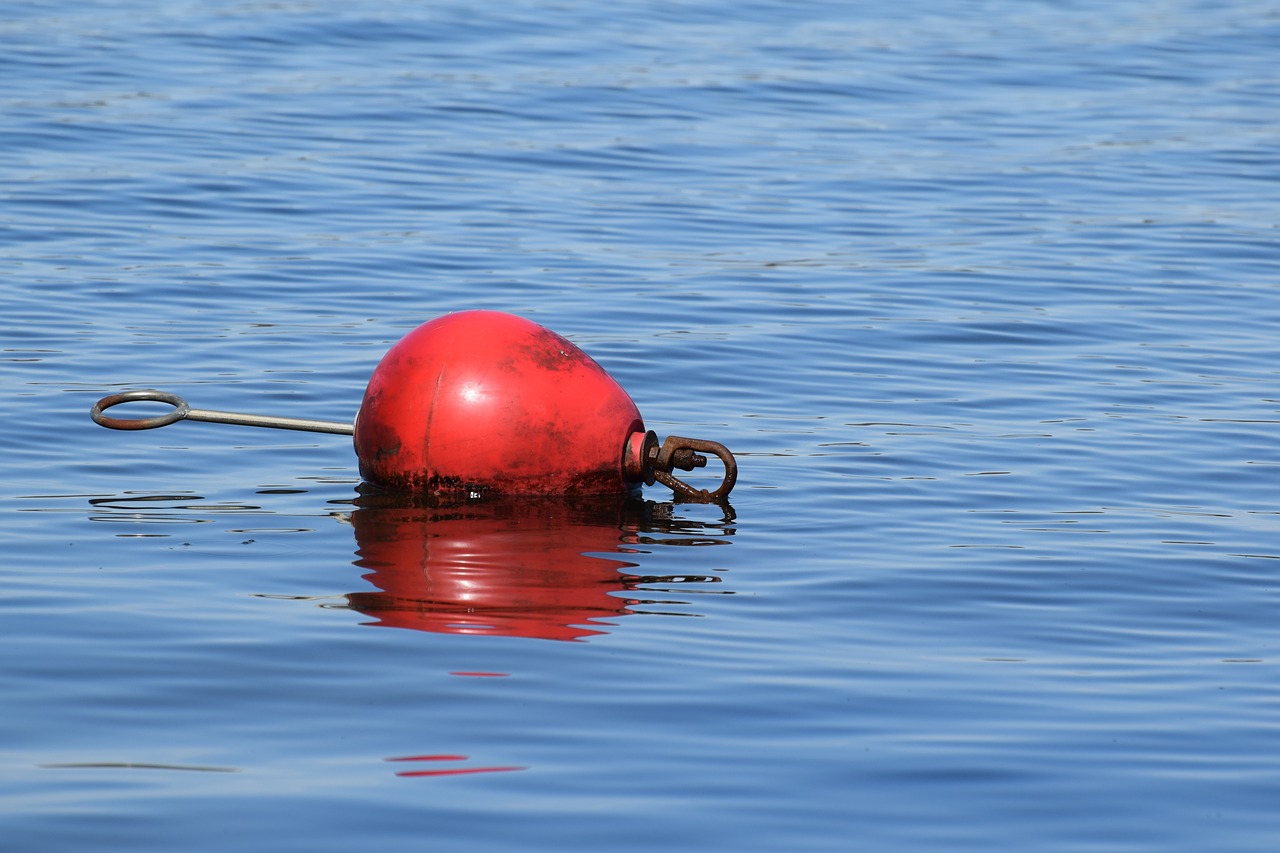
left=90, top=311, right=737, bottom=502
left=623, top=429, right=737, bottom=503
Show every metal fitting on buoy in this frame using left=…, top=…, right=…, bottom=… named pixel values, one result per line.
left=624, top=430, right=737, bottom=503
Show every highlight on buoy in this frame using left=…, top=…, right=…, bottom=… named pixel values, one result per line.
left=90, top=311, right=737, bottom=503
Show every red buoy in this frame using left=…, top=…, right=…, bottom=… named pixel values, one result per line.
left=354, top=311, right=645, bottom=497
left=91, top=310, right=736, bottom=501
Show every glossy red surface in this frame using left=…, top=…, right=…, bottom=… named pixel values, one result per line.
left=354, top=311, right=645, bottom=497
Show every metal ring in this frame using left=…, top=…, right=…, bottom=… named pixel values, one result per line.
left=90, top=390, right=190, bottom=431
left=650, top=435, right=738, bottom=503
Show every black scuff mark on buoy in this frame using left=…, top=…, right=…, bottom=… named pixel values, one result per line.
left=524, top=328, right=596, bottom=373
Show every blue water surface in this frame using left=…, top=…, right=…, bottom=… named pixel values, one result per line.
left=3, top=0, right=1280, bottom=850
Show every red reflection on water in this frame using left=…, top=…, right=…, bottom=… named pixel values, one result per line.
left=386, top=753, right=527, bottom=778
left=343, top=494, right=734, bottom=642
left=450, top=671, right=510, bottom=677
left=396, top=766, right=527, bottom=778
left=346, top=495, right=647, bottom=642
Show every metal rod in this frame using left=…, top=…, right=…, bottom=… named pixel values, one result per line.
left=91, top=389, right=354, bottom=436
left=184, top=407, right=354, bottom=435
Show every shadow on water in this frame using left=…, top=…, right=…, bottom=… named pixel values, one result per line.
left=335, top=493, right=737, bottom=642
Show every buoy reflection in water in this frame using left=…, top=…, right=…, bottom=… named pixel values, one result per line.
left=342, top=495, right=735, bottom=642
